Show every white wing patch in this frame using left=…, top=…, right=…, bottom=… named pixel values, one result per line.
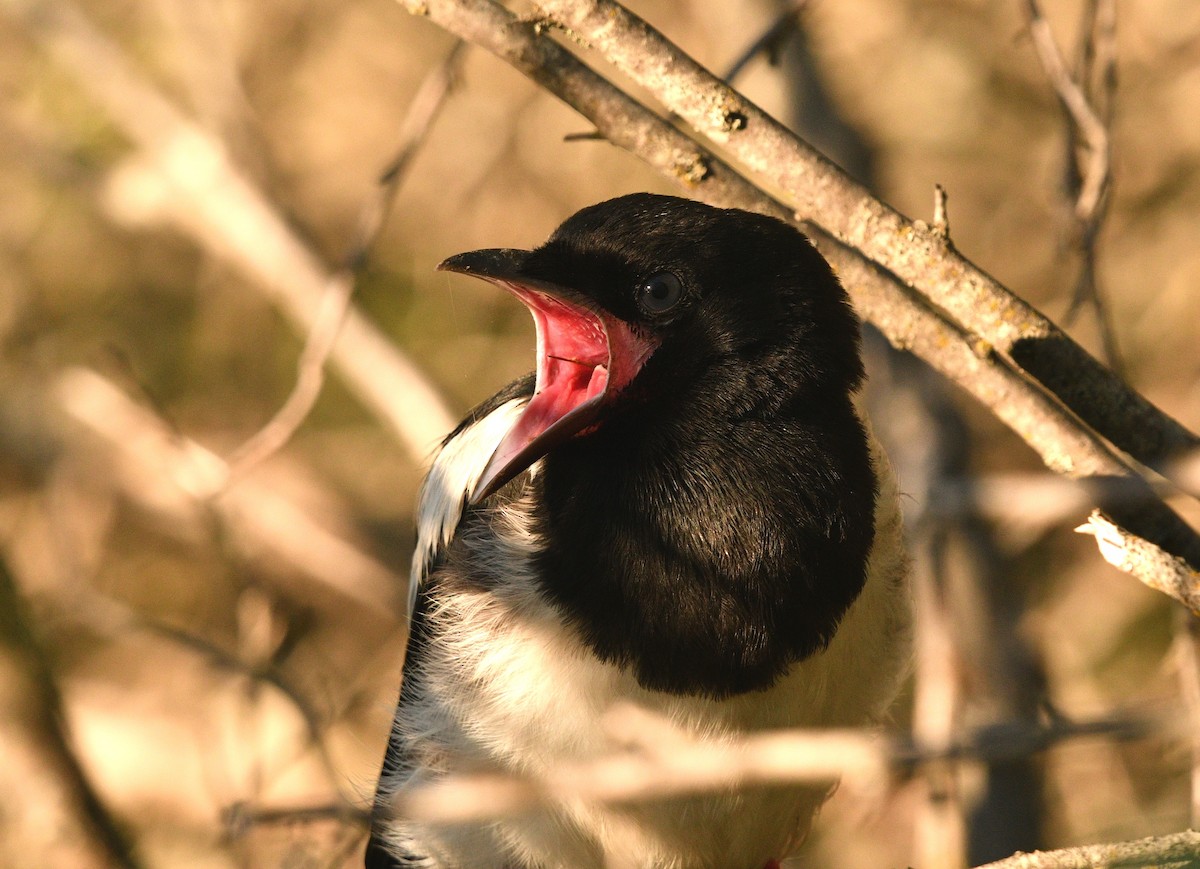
left=409, top=398, right=528, bottom=617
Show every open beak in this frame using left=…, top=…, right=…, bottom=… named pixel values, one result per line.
left=439, top=249, right=658, bottom=502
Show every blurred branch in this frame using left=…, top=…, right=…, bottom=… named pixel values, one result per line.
left=721, top=0, right=808, bottom=83
left=374, top=41, right=467, bottom=228
left=391, top=702, right=1151, bottom=826
left=224, top=43, right=466, bottom=484
left=0, top=555, right=142, bottom=869
left=64, top=585, right=332, bottom=762
left=1174, top=609, right=1200, bottom=827
left=1024, top=0, right=1120, bottom=369
left=1024, top=0, right=1111, bottom=227
left=223, top=800, right=370, bottom=835
left=531, top=0, right=1196, bottom=472
left=929, top=458, right=1200, bottom=528
left=396, top=0, right=1200, bottom=609
left=54, top=367, right=402, bottom=615
left=912, top=544, right=967, bottom=869
left=221, top=268, right=357, bottom=485
left=4, top=0, right=456, bottom=464
left=972, top=830, right=1200, bottom=869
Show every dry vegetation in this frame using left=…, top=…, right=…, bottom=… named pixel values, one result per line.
left=1, top=0, right=1199, bottom=867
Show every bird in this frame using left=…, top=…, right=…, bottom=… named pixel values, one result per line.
left=365, top=193, right=911, bottom=869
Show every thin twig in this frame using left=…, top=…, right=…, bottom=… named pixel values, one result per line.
left=1075, top=511, right=1200, bottom=609
left=932, top=183, right=951, bottom=241
left=222, top=271, right=356, bottom=484
left=1174, top=609, right=1200, bottom=827
left=8, top=0, right=456, bottom=463
left=390, top=705, right=1152, bottom=826
left=722, top=0, right=808, bottom=84
left=223, top=800, right=370, bottom=836
left=374, top=41, right=467, bottom=227
left=0, top=555, right=144, bottom=869
left=54, top=367, right=403, bottom=614
left=912, top=541, right=967, bottom=869
left=1024, top=0, right=1110, bottom=222
left=223, top=43, right=466, bottom=484
left=1024, top=0, right=1121, bottom=369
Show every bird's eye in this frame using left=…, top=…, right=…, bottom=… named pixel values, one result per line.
left=637, top=272, right=684, bottom=315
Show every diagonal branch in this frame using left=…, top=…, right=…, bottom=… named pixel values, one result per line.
left=972, top=830, right=1200, bottom=869
left=223, top=42, right=467, bottom=483
left=396, top=0, right=1200, bottom=607
left=530, top=0, right=1198, bottom=474
left=0, top=555, right=143, bottom=869
left=5, top=0, right=457, bottom=464
left=55, top=367, right=403, bottom=615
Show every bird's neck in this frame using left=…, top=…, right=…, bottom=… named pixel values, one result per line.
left=532, top=393, right=877, bottom=699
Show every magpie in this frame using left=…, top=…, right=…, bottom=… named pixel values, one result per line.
left=366, top=193, right=911, bottom=869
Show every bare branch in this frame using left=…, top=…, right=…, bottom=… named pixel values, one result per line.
left=61, top=585, right=334, bottom=762
left=223, top=43, right=466, bottom=483
left=391, top=704, right=1152, bottom=827
left=223, top=800, right=369, bottom=835
left=972, top=830, right=1200, bottom=869
left=7, top=0, right=457, bottom=463
left=54, top=367, right=402, bottom=615
left=1024, top=0, right=1121, bottom=370
left=721, top=0, right=808, bottom=84
left=928, top=462, right=1200, bottom=529
left=222, top=271, right=357, bottom=485
left=1024, top=0, right=1110, bottom=222
left=531, top=0, right=1197, bottom=472
left=0, top=555, right=143, bottom=869
left=373, top=41, right=467, bottom=227
left=912, top=548, right=967, bottom=869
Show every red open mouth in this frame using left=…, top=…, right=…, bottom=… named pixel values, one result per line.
left=472, top=281, right=656, bottom=500
left=437, top=247, right=658, bottom=502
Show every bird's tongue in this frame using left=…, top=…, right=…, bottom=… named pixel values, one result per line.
left=473, top=283, right=655, bottom=500
left=522, top=287, right=611, bottom=436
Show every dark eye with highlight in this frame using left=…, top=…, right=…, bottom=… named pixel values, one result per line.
left=637, top=272, right=684, bottom=315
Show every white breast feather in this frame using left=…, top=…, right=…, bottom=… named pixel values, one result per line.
left=410, top=398, right=528, bottom=615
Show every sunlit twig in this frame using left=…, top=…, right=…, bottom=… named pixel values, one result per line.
left=6, top=0, right=456, bottom=463
left=1024, top=0, right=1121, bottom=369
left=224, top=43, right=467, bottom=484
left=973, top=830, right=1200, bottom=869
left=55, top=367, right=402, bottom=614
left=390, top=702, right=1152, bottom=826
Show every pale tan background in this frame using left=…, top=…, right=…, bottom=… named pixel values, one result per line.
left=1, top=0, right=1199, bottom=866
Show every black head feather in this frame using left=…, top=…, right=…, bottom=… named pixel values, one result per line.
left=523, top=193, right=866, bottom=411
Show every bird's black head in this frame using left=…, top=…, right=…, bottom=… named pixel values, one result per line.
left=440, top=193, right=865, bottom=498
left=441, top=194, right=879, bottom=698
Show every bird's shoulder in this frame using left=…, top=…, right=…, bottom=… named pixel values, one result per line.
left=408, top=374, right=534, bottom=616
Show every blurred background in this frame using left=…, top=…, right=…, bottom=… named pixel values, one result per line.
left=1, top=0, right=1199, bottom=866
